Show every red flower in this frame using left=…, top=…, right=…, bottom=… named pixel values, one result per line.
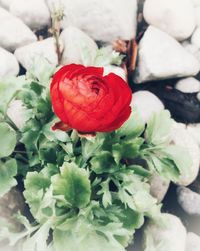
left=50, top=64, right=132, bottom=132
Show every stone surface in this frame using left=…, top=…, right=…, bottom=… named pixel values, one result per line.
left=0, top=7, right=37, bottom=52
left=60, top=27, right=98, bottom=66
left=0, top=0, right=13, bottom=9
left=191, top=27, right=200, bottom=49
left=177, top=186, right=200, bottom=215
left=14, top=38, right=58, bottom=70
left=186, top=232, right=200, bottom=251
left=135, top=26, right=200, bottom=83
left=9, top=0, right=51, bottom=30
left=182, top=41, right=200, bottom=63
left=143, top=0, right=195, bottom=41
left=103, top=66, right=126, bottom=81
left=47, top=0, right=138, bottom=42
left=175, top=77, right=200, bottom=93
left=192, top=0, right=200, bottom=6
left=150, top=173, right=170, bottom=202
left=131, top=91, right=164, bottom=123
left=187, top=123, right=200, bottom=146
left=170, top=122, right=200, bottom=186
left=195, top=7, right=200, bottom=27
left=0, top=47, right=19, bottom=78
left=7, top=100, right=28, bottom=130
left=143, top=213, right=187, bottom=251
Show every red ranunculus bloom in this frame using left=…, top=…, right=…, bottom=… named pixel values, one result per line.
left=50, top=64, right=132, bottom=132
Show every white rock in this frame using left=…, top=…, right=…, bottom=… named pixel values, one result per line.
left=0, top=7, right=37, bottom=52
left=47, top=0, right=137, bottom=42
left=135, top=26, right=200, bottom=83
left=170, top=122, right=200, bottom=186
left=177, top=187, right=200, bottom=215
left=14, top=38, right=58, bottom=70
left=143, top=0, right=195, bottom=41
left=195, top=7, right=200, bottom=27
left=7, top=100, right=28, bottom=130
left=150, top=173, right=170, bottom=202
left=182, top=41, right=199, bottom=54
left=103, top=66, right=126, bottom=81
left=0, top=47, right=19, bottom=78
left=0, top=0, right=13, bottom=9
left=192, top=0, right=200, bottom=6
left=9, top=0, right=51, bottom=30
left=182, top=41, right=200, bottom=63
left=186, top=232, right=200, bottom=251
left=187, top=124, right=200, bottom=146
left=191, top=28, right=200, bottom=49
left=175, top=77, right=200, bottom=93
left=131, top=91, right=164, bottom=123
left=60, top=27, right=98, bottom=66
left=143, top=214, right=187, bottom=251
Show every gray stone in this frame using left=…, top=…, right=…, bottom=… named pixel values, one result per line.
left=175, top=77, right=200, bottom=93
left=186, top=232, right=200, bottom=251
left=47, top=0, right=138, bottom=42
left=103, top=66, right=126, bottom=81
left=14, top=38, right=58, bottom=70
left=143, top=0, right=196, bottom=41
left=9, top=0, right=51, bottom=30
left=135, top=26, right=200, bottom=83
left=191, top=27, right=200, bottom=49
left=187, top=123, right=200, bottom=147
left=0, top=0, right=13, bottom=9
left=0, top=7, right=37, bottom=52
left=0, top=47, right=19, bottom=78
left=131, top=91, right=164, bottom=123
left=150, top=173, right=170, bottom=202
left=60, top=26, right=98, bottom=66
left=7, top=100, right=28, bottom=130
left=170, top=122, right=200, bottom=186
left=177, top=186, right=200, bottom=215
left=143, top=213, right=187, bottom=251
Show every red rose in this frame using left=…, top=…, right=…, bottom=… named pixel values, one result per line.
left=50, top=64, right=132, bottom=132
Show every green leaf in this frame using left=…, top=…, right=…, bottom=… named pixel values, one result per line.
left=117, top=109, right=145, bottom=140
left=93, top=47, right=124, bottom=67
left=162, top=145, right=192, bottom=181
left=0, top=76, right=26, bottom=114
left=150, top=155, right=180, bottom=182
left=97, top=179, right=112, bottom=208
left=90, top=151, right=118, bottom=174
left=117, top=204, right=144, bottom=231
left=145, top=110, right=172, bottom=145
left=112, top=138, right=144, bottom=164
left=0, top=122, right=17, bottom=158
left=54, top=215, right=130, bottom=251
left=0, top=159, right=17, bottom=197
left=52, top=162, right=91, bottom=208
left=27, top=56, right=56, bottom=86
left=24, top=171, right=51, bottom=218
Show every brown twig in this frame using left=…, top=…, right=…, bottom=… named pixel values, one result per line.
left=49, top=6, right=64, bottom=65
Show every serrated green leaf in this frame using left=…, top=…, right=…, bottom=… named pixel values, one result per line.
left=52, top=162, right=91, bottom=208
left=0, top=122, right=17, bottom=158
left=162, top=145, right=192, bottom=181
left=24, top=171, right=51, bottom=218
left=0, top=159, right=17, bottom=197
left=117, top=109, right=145, bottom=140
left=145, top=110, right=172, bottom=145
left=90, top=151, right=118, bottom=174
left=27, top=56, right=56, bottom=86
left=0, top=76, right=26, bottom=114
left=112, top=138, right=144, bottom=164
left=97, top=179, right=112, bottom=208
